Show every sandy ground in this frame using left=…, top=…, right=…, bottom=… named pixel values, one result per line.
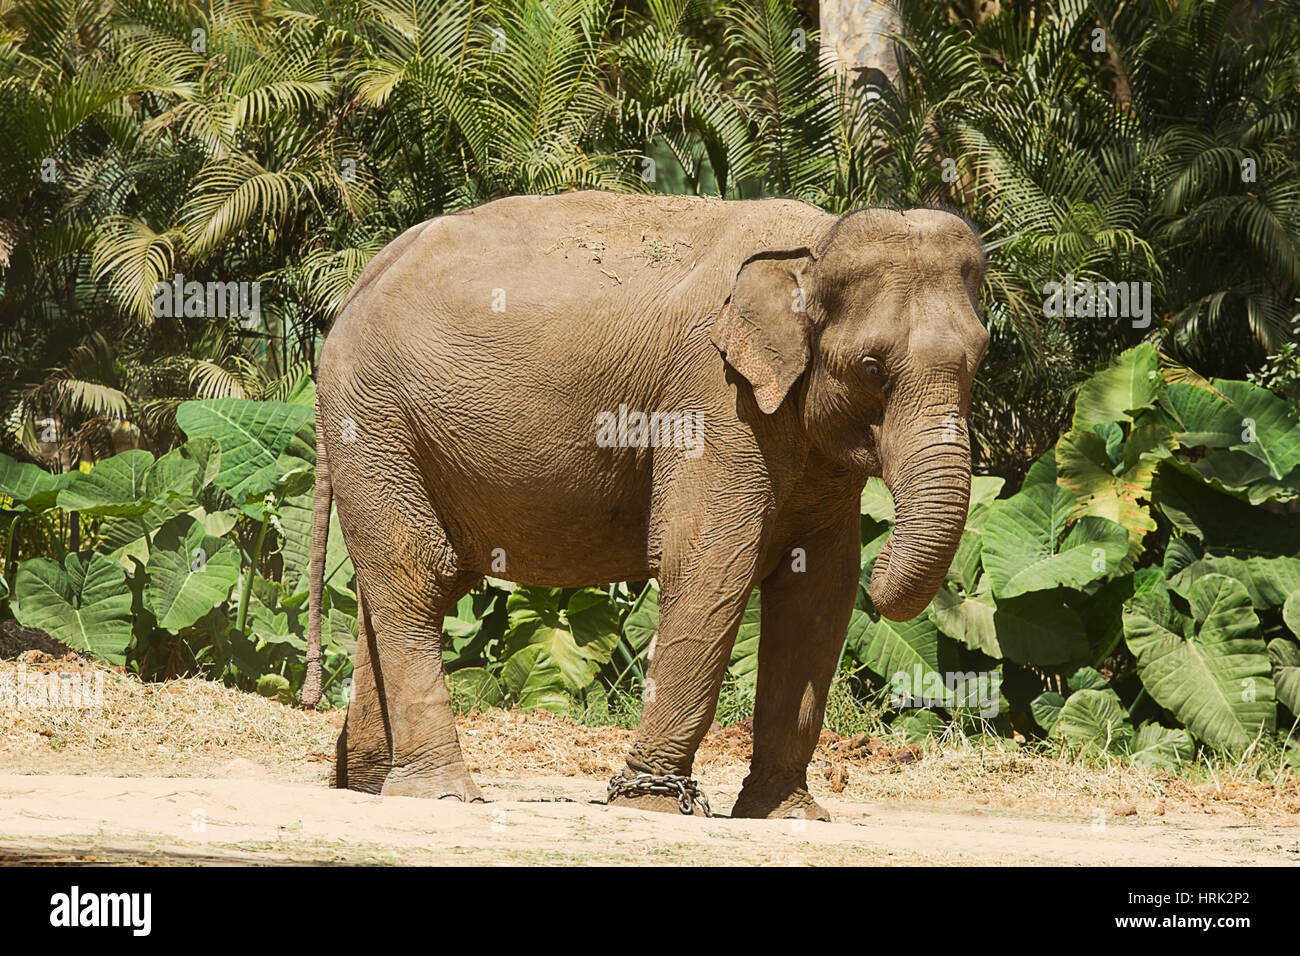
left=1, top=647, right=1298, bottom=865
left=4, top=771, right=1299, bottom=865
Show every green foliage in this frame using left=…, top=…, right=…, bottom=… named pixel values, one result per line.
left=1124, top=575, right=1274, bottom=752
left=849, top=349, right=1300, bottom=764
left=981, top=483, right=1128, bottom=597
left=1, top=397, right=354, bottom=698
left=501, top=587, right=622, bottom=711
left=144, top=516, right=241, bottom=631
left=13, top=552, right=134, bottom=665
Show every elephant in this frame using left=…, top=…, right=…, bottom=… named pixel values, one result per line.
left=301, top=190, right=988, bottom=821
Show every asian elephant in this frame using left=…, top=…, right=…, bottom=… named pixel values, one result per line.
left=302, top=190, right=988, bottom=821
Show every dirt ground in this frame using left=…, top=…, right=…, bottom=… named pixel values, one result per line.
left=1, top=646, right=1298, bottom=865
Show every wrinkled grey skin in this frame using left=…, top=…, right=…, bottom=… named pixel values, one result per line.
left=302, top=191, right=987, bottom=820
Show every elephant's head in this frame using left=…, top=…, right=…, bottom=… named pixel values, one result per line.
left=712, top=207, right=988, bottom=622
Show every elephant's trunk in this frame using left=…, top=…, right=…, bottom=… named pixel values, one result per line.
left=869, top=398, right=971, bottom=622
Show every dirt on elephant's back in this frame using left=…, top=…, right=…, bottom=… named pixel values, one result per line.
left=1, top=652, right=1297, bottom=865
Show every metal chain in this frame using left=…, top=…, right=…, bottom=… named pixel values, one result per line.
left=607, top=772, right=712, bottom=817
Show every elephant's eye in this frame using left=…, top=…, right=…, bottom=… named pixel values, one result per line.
left=862, top=357, right=887, bottom=381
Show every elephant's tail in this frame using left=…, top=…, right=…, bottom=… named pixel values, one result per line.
left=301, top=408, right=332, bottom=708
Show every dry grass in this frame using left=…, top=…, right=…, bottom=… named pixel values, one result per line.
left=0, top=650, right=340, bottom=781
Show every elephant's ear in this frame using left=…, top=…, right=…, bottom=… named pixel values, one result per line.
left=711, top=251, right=814, bottom=414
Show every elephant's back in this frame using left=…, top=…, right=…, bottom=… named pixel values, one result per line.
left=318, top=189, right=829, bottom=437
left=330, top=190, right=826, bottom=345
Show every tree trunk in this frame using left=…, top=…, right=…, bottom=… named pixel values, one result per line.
left=819, top=0, right=904, bottom=90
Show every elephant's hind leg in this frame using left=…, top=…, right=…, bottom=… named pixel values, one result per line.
left=333, top=462, right=482, bottom=801
left=333, top=584, right=390, bottom=793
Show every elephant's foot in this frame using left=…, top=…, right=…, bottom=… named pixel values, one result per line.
left=333, top=724, right=390, bottom=793
left=607, top=790, right=712, bottom=816
left=380, top=763, right=485, bottom=802
left=606, top=770, right=712, bottom=816
left=731, top=768, right=831, bottom=822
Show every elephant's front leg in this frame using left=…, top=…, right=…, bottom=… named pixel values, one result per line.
left=609, top=520, right=760, bottom=816
left=732, top=512, right=860, bottom=822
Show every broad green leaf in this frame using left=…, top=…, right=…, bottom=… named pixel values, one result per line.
left=176, top=399, right=312, bottom=502
left=621, top=582, right=659, bottom=656
left=57, top=450, right=155, bottom=516
left=449, top=667, right=505, bottom=714
left=1162, top=536, right=1202, bottom=576
left=196, top=507, right=238, bottom=538
left=97, top=439, right=224, bottom=566
left=13, top=552, right=133, bottom=664
left=966, top=475, right=1006, bottom=528
left=1021, top=449, right=1058, bottom=488
left=1079, top=569, right=1162, bottom=666
left=20, top=472, right=79, bottom=513
left=1213, top=379, right=1300, bottom=480
left=436, top=582, right=496, bottom=665
left=928, top=580, right=998, bottom=656
left=98, top=494, right=194, bottom=566
left=1156, top=382, right=1243, bottom=448
left=502, top=644, right=574, bottom=713
left=1124, top=576, right=1273, bottom=752
left=145, top=516, right=241, bottom=631
left=327, top=606, right=358, bottom=655
left=859, top=478, right=894, bottom=522
left=1094, top=421, right=1125, bottom=463
left=1072, top=343, right=1159, bottom=428
left=1067, top=666, right=1108, bottom=691
left=502, top=587, right=619, bottom=700
left=1267, top=638, right=1300, bottom=715
left=1154, top=461, right=1300, bottom=556
left=443, top=593, right=482, bottom=641
left=1057, top=425, right=1171, bottom=564
left=143, top=446, right=199, bottom=503
left=1128, top=723, right=1194, bottom=771
left=1192, top=451, right=1299, bottom=504
left=1030, top=691, right=1065, bottom=732
left=982, top=482, right=1128, bottom=597
left=0, top=454, right=73, bottom=511
left=278, top=492, right=354, bottom=594
left=947, top=529, right=984, bottom=591
left=728, top=588, right=762, bottom=685
left=992, top=591, right=1088, bottom=666
left=849, top=612, right=948, bottom=697
left=182, top=437, right=222, bottom=490
left=245, top=580, right=306, bottom=650
left=1170, top=556, right=1300, bottom=610
left=1285, top=591, right=1300, bottom=638
left=566, top=587, right=623, bottom=649
left=902, top=710, right=946, bottom=743
left=1057, top=688, right=1132, bottom=751
left=256, top=673, right=293, bottom=703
